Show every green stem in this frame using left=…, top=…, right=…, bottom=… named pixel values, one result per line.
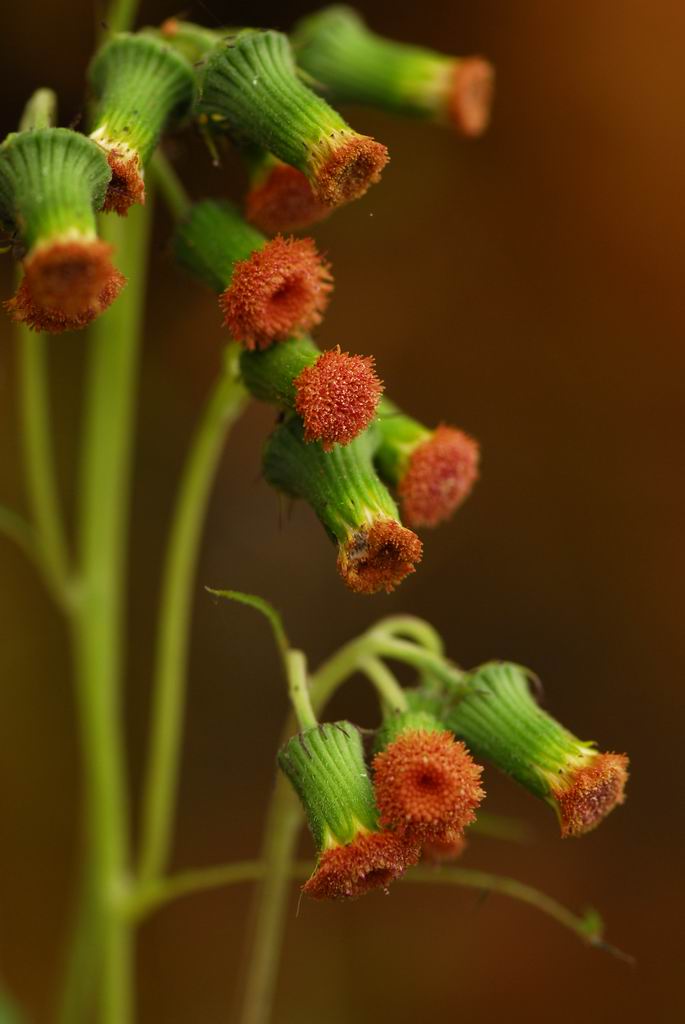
left=285, top=650, right=317, bottom=730
left=149, top=151, right=191, bottom=220
left=358, top=656, right=408, bottom=713
left=19, top=88, right=57, bottom=131
left=68, top=198, right=152, bottom=1024
left=0, top=505, right=39, bottom=567
left=17, top=328, right=75, bottom=610
left=368, top=615, right=445, bottom=654
left=137, top=349, right=247, bottom=886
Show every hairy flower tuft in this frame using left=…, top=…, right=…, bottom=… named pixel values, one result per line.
left=303, top=830, right=419, bottom=900
left=338, top=519, right=422, bottom=595
left=219, top=235, right=332, bottom=350
left=399, top=425, right=480, bottom=528
left=294, top=347, right=383, bottom=450
left=551, top=752, right=629, bottom=839
left=311, top=132, right=389, bottom=207
left=422, top=829, right=468, bottom=864
left=373, top=729, right=484, bottom=842
left=6, top=239, right=125, bottom=334
left=98, top=146, right=146, bottom=216
left=246, top=161, right=331, bottom=235
left=448, top=58, right=496, bottom=137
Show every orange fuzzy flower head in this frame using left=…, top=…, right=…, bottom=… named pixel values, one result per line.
left=422, top=829, right=468, bottom=864
left=5, top=238, right=125, bottom=334
left=303, top=830, right=419, bottom=900
left=100, top=148, right=146, bottom=217
left=246, top=162, right=331, bottom=235
left=550, top=752, right=629, bottom=839
left=338, top=519, right=423, bottom=595
left=310, top=131, right=389, bottom=207
left=373, top=729, right=485, bottom=842
left=448, top=58, right=496, bottom=137
left=219, top=235, right=332, bottom=350
left=399, top=426, right=480, bottom=529
left=294, top=347, right=383, bottom=450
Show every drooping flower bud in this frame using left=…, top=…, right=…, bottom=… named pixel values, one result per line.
left=263, top=416, right=422, bottom=593
left=241, top=336, right=382, bottom=448
left=89, top=32, right=196, bottom=215
left=197, top=29, right=389, bottom=209
left=173, top=200, right=332, bottom=349
left=446, top=662, right=629, bottom=838
left=421, top=829, right=467, bottom=864
left=279, top=721, right=418, bottom=899
left=375, top=398, right=479, bottom=528
left=293, top=6, right=495, bottom=137
left=0, top=128, right=124, bottom=332
left=373, top=710, right=484, bottom=845
left=244, top=151, right=332, bottom=235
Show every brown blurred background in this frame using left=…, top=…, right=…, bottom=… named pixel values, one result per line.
left=1, top=1, right=684, bottom=1021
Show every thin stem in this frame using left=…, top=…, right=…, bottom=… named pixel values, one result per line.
left=102, top=0, right=138, bottom=37
left=149, top=151, right=192, bottom=220
left=358, top=656, right=408, bottom=713
left=130, top=862, right=263, bottom=920
left=285, top=650, right=317, bottom=730
left=19, top=88, right=57, bottom=130
left=68, top=197, right=152, bottom=1024
left=17, top=328, right=75, bottom=611
left=138, top=350, right=247, bottom=885
left=0, top=505, right=39, bottom=566
left=368, top=615, right=445, bottom=654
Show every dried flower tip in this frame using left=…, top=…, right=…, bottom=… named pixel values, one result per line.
left=5, top=239, right=125, bottom=334
left=338, top=518, right=422, bottom=595
left=89, top=33, right=195, bottom=215
left=400, top=425, right=480, bottom=528
left=303, top=830, right=419, bottom=900
left=373, top=729, right=484, bottom=842
left=220, top=236, right=332, bottom=350
left=294, top=347, right=382, bottom=450
left=263, top=417, right=421, bottom=594
left=550, top=752, right=629, bottom=839
left=448, top=58, right=495, bottom=137
left=245, top=158, right=331, bottom=234
left=293, top=6, right=494, bottom=136
left=198, top=30, right=388, bottom=211
left=446, top=662, right=630, bottom=837
left=309, top=132, right=389, bottom=207
left=422, top=829, right=467, bottom=864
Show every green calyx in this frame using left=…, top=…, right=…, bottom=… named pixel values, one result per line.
left=262, top=415, right=397, bottom=545
left=173, top=199, right=266, bottom=293
left=0, top=128, right=111, bottom=251
left=278, top=720, right=379, bottom=851
left=89, top=32, right=196, bottom=164
left=374, top=397, right=430, bottom=486
left=156, top=20, right=225, bottom=64
left=445, top=662, right=593, bottom=800
left=292, top=5, right=455, bottom=118
left=197, top=29, right=350, bottom=174
left=240, top=334, right=320, bottom=409
left=374, top=707, right=444, bottom=753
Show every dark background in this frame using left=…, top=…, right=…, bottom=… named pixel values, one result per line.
left=1, top=1, right=683, bottom=1021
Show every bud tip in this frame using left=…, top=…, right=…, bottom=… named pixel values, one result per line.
left=294, top=347, right=383, bottom=450
left=400, top=426, right=479, bottom=528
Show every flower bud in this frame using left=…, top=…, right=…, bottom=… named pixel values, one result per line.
left=293, top=6, right=495, bottom=136
left=89, top=32, right=196, bottom=215
left=446, top=662, right=629, bottom=837
left=0, top=128, right=124, bottom=332
left=173, top=200, right=332, bottom=349
left=279, top=721, right=418, bottom=899
left=244, top=151, right=332, bottom=234
left=241, top=336, right=382, bottom=448
left=373, top=710, right=484, bottom=844
left=197, top=29, right=388, bottom=208
left=263, top=416, right=422, bottom=593
left=375, top=398, right=479, bottom=528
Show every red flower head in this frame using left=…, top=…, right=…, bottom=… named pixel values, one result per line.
left=550, top=752, right=629, bottom=839
left=373, top=729, right=485, bottom=843
left=303, top=830, right=419, bottom=900
left=338, top=519, right=423, bottom=595
left=100, top=147, right=146, bottom=216
left=219, top=235, right=332, bottom=350
left=448, top=58, right=496, bottom=137
left=399, top=426, right=480, bottom=529
left=5, top=238, right=125, bottom=333
left=422, top=828, right=467, bottom=864
left=246, top=161, right=331, bottom=235
left=294, top=347, right=383, bottom=450
left=309, top=132, right=389, bottom=208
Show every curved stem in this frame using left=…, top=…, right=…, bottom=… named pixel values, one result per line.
left=17, top=328, right=75, bottom=610
left=285, top=650, right=317, bottom=730
left=368, top=615, right=445, bottom=654
left=358, top=656, right=408, bottom=713
left=149, top=151, right=191, bottom=220
left=137, top=349, right=247, bottom=886
left=0, top=505, right=39, bottom=566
